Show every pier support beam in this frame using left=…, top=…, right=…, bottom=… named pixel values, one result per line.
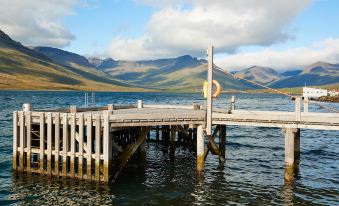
left=284, top=128, right=300, bottom=182
left=170, top=126, right=176, bottom=161
left=197, top=125, right=205, bottom=176
left=219, top=125, right=226, bottom=164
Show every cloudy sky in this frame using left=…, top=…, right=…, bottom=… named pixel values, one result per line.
left=1, top=0, right=339, bottom=70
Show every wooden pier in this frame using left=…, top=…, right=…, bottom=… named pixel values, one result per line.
left=12, top=99, right=339, bottom=182
left=12, top=46, right=339, bottom=183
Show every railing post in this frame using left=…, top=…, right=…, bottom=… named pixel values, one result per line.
left=295, top=97, right=301, bottom=121
left=304, top=97, right=309, bottom=113
left=137, top=100, right=143, bottom=108
left=231, top=96, right=236, bottom=111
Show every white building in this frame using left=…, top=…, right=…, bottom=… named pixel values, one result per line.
left=303, top=87, right=328, bottom=98
left=328, top=90, right=339, bottom=97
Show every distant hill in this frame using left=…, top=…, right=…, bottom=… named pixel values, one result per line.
left=93, top=55, right=253, bottom=91
left=0, top=30, right=138, bottom=91
left=270, top=62, right=339, bottom=88
left=234, top=66, right=283, bottom=85
left=34, top=46, right=92, bottom=68
left=280, top=70, right=302, bottom=78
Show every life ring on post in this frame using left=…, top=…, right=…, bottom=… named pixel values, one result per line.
left=212, top=80, right=222, bottom=97
left=203, top=80, right=222, bottom=98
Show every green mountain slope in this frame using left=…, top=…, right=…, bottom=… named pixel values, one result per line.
left=0, top=30, right=140, bottom=91
left=95, top=55, right=253, bottom=91
left=270, top=62, right=339, bottom=88
left=234, top=66, right=283, bottom=84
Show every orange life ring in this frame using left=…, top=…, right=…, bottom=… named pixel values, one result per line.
left=212, top=80, right=222, bottom=97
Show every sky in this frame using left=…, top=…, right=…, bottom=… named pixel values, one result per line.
left=1, top=0, right=339, bottom=70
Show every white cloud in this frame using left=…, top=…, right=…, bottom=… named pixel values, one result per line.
left=215, top=37, right=339, bottom=71
left=108, top=0, right=310, bottom=60
left=0, top=0, right=78, bottom=47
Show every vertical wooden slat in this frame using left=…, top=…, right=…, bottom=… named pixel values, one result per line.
left=39, top=113, right=45, bottom=175
left=95, top=114, right=101, bottom=181
left=19, top=111, right=25, bottom=172
left=103, top=113, right=110, bottom=182
left=54, top=113, right=60, bottom=176
left=26, top=112, right=32, bottom=173
left=47, top=112, right=52, bottom=175
left=13, top=111, right=18, bottom=171
left=78, top=114, right=84, bottom=179
left=62, top=113, right=68, bottom=177
left=70, top=113, right=76, bottom=178
left=86, top=114, right=92, bottom=180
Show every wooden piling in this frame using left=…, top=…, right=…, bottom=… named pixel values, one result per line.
left=26, top=111, right=31, bottom=173
left=304, top=97, right=309, bottom=113
left=70, top=113, right=76, bottom=178
left=13, top=111, right=18, bottom=171
left=295, top=97, right=301, bottom=121
left=219, top=125, right=226, bottom=163
left=62, top=113, right=68, bottom=177
left=95, top=114, right=101, bottom=181
left=47, top=112, right=52, bottom=176
left=54, top=113, right=60, bottom=175
left=19, top=111, right=25, bottom=172
left=197, top=125, right=204, bottom=175
left=78, top=114, right=84, bottom=179
left=103, top=113, right=110, bottom=182
left=86, top=114, right=92, bottom=180
left=170, top=126, right=176, bottom=161
left=284, top=128, right=300, bottom=182
left=39, top=113, right=45, bottom=175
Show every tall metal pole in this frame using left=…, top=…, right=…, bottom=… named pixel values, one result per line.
left=206, top=45, right=213, bottom=135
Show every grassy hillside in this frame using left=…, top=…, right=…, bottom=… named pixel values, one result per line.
left=0, top=48, right=145, bottom=91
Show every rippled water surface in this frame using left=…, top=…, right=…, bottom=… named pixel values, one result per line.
left=0, top=91, right=338, bottom=205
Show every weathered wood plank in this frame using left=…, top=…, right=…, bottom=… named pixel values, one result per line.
left=39, top=113, right=45, bottom=175
left=70, top=113, right=76, bottom=178
left=86, top=114, right=92, bottom=180
left=103, top=113, right=110, bottom=182
left=62, top=113, right=68, bottom=177
left=13, top=111, right=18, bottom=171
left=95, top=114, right=101, bottom=181
left=19, top=111, right=25, bottom=172
left=26, top=112, right=31, bottom=173
left=54, top=113, right=60, bottom=175
left=46, top=112, right=52, bottom=176
left=78, top=114, right=84, bottom=179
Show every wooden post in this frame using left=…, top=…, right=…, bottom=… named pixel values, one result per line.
left=13, top=111, right=18, bottom=171
left=197, top=125, right=205, bottom=175
left=295, top=97, right=301, bottom=121
left=137, top=100, right=143, bottom=108
left=107, top=104, right=114, bottom=111
left=219, top=125, right=226, bottom=164
left=62, top=113, right=68, bottom=177
left=39, top=113, right=45, bottom=175
left=231, top=96, right=236, bottom=111
left=19, top=111, right=25, bottom=173
left=206, top=45, right=213, bottom=136
left=78, top=114, right=84, bottom=179
left=26, top=111, right=31, bottom=173
left=70, top=113, right=76, bottom=178
left=54, top=113, right=60, bottom=176
left=47, top=112, right=52, bottom=176
left=304, top=97, right=309, bottom=113
left=86, top=114, right=92, bottom=180
left=95, top=114, right=101, bottom=181
left=284, top=128, right=300, bottom=182
left=170, top=125, right=176, bottom=161
left=156, top=126, right=159, bottom=141
left=103, top=113, right=110, bottom=182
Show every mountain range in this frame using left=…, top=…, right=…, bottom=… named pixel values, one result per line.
left=0, top=29, right=338, bottom=91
